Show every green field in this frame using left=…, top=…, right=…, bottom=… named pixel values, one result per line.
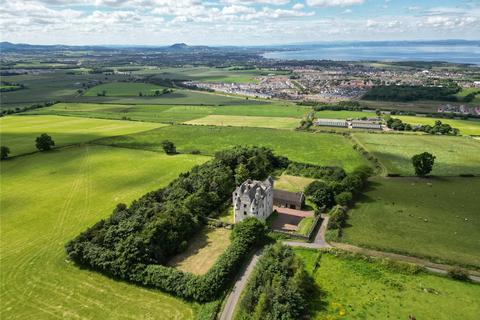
left=185, top=115, right=300, bottom=129
left=0, top=145, right=209, bottom=319
left=295, top=249, right=480, bottom=320
left=395, top=115, right=480, bottom=136
left=0, top=71, right=128, bottom=110
left=315, top=110, right=375, bottom=119
left=456, top=88, right=480, bottom=103
left=70, top=89, right=268, bottom=106
left=342, top=177, right=480, bottom=267
left=84, top=82, right=167, bottom=96
left=27, top=102, right=310, bottom=123
left=274, top=174, right=315, bottom=193
left=0, top=115, right=164, bottom=156
left=97, top=125, right=369, bottom=172
left=138, top=66, right=289, bottom=83
left=354, top=133, right=480, bottom=176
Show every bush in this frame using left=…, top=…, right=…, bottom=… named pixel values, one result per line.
left=447, top=267, right=470, bottom=281
left=161, top=140, right=176, bottom=154
left=328, top=205, right=348, bottom=229
left=35, top=133, right=55, bottom=151
left=334, top=191, right=353, bottom=206
left=1, top=146, right=10, bottom=160
left=285, top=162, right=345, bottom=181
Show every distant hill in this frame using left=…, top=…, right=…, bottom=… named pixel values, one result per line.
left=169, top=43, right=190, bottom=50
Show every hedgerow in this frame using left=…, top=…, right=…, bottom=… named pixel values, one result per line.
left=66, top=146, right=287, bottom=301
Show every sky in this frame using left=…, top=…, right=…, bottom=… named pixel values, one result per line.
left=1, top=0, right=479, bottom=46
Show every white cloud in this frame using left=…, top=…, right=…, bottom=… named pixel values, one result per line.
left=292, top=3, right=304, bottom=10
left=306, top=0, right=364, bottom=7
left=222, top=5, right=255, bottom=15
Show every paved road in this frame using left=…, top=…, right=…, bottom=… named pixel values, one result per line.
left=219, top=250, right=263, bottom=320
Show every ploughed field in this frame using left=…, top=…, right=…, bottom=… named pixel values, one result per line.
left=184, top=115, right=300, bottom=130
left=341, top=176, right=480, bottom=268
left=295, top=249, right=480, bottom=320
left=96, top=124, right=369, bottom=172
left=0, top=145, right=209, bottom=319
left=353, top=133, right=480, bottom=176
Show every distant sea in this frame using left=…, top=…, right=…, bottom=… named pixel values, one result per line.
left=262, top=42, right=480, bottom=65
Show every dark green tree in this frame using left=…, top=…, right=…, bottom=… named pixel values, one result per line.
left=35, top=133, right=55, bottom=151
left=161, top=140, right=176, bottom=155
left=234, top=163, right=250, bottom=185
left=412, top=152, right=436, bottom=176
left=1, top=146, right=10, bottom=160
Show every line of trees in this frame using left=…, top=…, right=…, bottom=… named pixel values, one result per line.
left=387, top=118, right=459, bottom=135
left=235, top=244, right=313, bottom=320
left=65, top=146, right=289, bottom=301
left=304, top=165, right=373, bottom=212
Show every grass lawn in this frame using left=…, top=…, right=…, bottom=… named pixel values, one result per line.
left=84, top=82, right=167, bottom=96
left=353, top=133, right=480, bottom=176
left=295, top=249, right=480, bottom=320
left=28, top=102, right=310, bottom=123
left=274, top=174, right=315, bottom=193
left=297, top=217, right=315, bottom=236
left=96, top=125, right=369, bottom=172
left=184, top=115, right=300, bottom=130
left=167, top=227, right=232, bottom=275
left=394, top=115, right=480, bottom=136
left=217, top=207, right=234, bottom=224
left=342, top=177, right=480, bottom=268
left=0, top=145, right=209, bottom=319
left=0, top=115, right=164, bottom=156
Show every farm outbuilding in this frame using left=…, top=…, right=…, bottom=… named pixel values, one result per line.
left=273, top=189, right=305, bottom=210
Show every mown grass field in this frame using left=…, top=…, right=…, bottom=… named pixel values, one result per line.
left=274, top=174, right=314, bottom=192
left=84, top=82, right=167, bottom=96
left=185, top=115, right=300, bottom=130
left=0, top=115, right=164, bottom=156
left=342, top=177, right=480, bottom=268
left=353, top=133, right=480, bottom=176
left=27, top=102, right=310, bottom=123
left=168, top=227, right=231, bottom=275
left=295, top=249, right=480, bottom=320
left=0, top=145, right=210, bottom=319
left=97, top=125, right=369, bottom=172
left=394, top=115, right=480, bottom=136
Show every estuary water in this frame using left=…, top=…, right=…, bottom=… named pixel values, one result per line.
left=262, top=43, right=480, bottom=65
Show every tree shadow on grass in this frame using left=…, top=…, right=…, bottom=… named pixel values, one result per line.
left=166, top=228, right=210, bottom=267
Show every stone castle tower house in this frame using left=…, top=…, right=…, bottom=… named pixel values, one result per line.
left=232, top=177, right=274, bottom=223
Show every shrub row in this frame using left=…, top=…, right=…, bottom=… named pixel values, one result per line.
left=285, top=162, right=346, bottom=181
